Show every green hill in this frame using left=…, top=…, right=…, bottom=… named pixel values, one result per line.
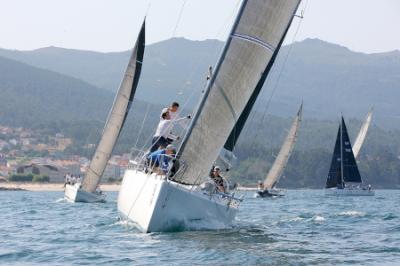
left=0, top=56, right=113, bottom=127
left=1, top=40, right=400, bottom=188
left=1, top=38, right=400, bottom=129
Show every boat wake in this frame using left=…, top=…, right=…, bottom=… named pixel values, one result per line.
left=55, top=198, right=67, bottom=203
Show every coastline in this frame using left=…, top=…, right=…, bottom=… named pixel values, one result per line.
left=0, top=182, right=121, bottom=192
left=0, top=183, right=264, bottom=192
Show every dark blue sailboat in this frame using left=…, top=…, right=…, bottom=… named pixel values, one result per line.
left=325, top=117, right=374, bottom=196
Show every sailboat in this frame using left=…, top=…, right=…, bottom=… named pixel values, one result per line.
left=64, top=21, right=146, bottom=203
left=353, top=108, right=373, bottom=159
left=255, top=103, right=302, bottom=198
left=324, top=116, right=374, bottom=196
left=118, top=0, right=302, bottom=233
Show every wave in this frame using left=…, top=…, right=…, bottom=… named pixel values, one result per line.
left=312, top=215, right=326, bottom=223
left=337, top=211, right=366, bottom=217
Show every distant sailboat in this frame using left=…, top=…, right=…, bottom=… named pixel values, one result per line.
left=353, top=108, right=373, bottom=159
left=118, top=0, right=302, bottom=232
left=64, top=21, right=146, bottom=203
left=255, top=104, right=302, bottom=198
left=324, top=116, right=374, bottom=196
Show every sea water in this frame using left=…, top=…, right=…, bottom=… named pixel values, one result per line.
left=0, top=190, right=399, bottom=265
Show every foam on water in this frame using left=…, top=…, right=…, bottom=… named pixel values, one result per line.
left=312, top=215, right=326, bottom=222
left=337, top=211, right=366, bottom=217
left=55, top=198, right=66, bottom=203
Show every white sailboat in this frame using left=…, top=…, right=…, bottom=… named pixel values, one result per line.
left=324, top=116, right=374, bottom=196
left=352, top=108, right=373, bottom=159
left=64, top=21, right=146, bottom=203
left=118, top=0, right=302, bottom=233
left=255, top=104, right=302, bottom=198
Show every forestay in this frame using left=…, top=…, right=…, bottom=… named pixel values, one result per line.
left=82, top=22, right=146, bottom=193
left=263, top=104, right=302, bottom=189
left=177, top=0, right=301, bottom=185
left=352, top=109, right=373, bottom=159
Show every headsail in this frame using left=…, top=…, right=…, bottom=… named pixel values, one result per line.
left=352, top=108, right=373, bottom=159
left=341, top=117, right=362, bottom=183
left=177, top=1, right=301, bottom=185
left=82, top=21, right=146, bottom=193
left=263, top=103, right=302, bottom=189
left=326, top=117, right=362, bottom=188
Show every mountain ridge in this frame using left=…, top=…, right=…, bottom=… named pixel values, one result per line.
left=0, top=38, right=400, bottom=129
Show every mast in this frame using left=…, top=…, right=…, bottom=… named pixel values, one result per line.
left=81, top=21, right=146, bottom=193
left=325, top=125, right=342, bottom=188
left=340, top=117, right=344, bottom=187
left=352, top=108, right=373, bottom=159
left=263, top=103, right=302, bottom=189
left=176, top=0, right=302, bottom=185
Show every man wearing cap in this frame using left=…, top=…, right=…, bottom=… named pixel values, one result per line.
left=210, top=166, right=226, bottom=193
left=161, top=102, right=191, bottom=145
left=151, top=108, right=190, bottom=152
left=146, top=145, right=176, bottom=174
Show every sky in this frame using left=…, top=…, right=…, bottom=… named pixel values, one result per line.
left=0, top=0, right=399, bottom=53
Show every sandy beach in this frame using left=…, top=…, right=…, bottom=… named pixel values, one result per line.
left=0, top=183, right=121, bottom=192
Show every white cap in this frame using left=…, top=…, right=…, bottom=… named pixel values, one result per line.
left=161, top=107, right=169, bottom=116
left=166, top=144, right=176, bottom=152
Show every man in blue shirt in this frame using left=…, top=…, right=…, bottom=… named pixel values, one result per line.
left=146, top=145, right=176, bottom=174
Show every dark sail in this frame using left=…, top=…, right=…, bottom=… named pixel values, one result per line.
left=326, top=127, right=343, bottom=188
left=81, top=21, right=146, bottom=193
left=326, top=117, right=362, bottom=188
left=341, top=117, right=362, bottom=183
left=223, top=2, right=300, bottom=152
left=120, top=22, right=145, bottom=131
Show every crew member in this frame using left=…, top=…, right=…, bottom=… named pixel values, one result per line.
left=210, top=166, right=226, bottom=193
left=146, top=145, right=176, bottom=174
left=151, top=109, right=189, bottom=152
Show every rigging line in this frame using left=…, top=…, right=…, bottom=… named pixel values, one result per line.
left=131, top=0, right=240, bottom=162
left=134, top=102, right=151, bottom=149
left=145, top=0, right=152, bottom=17
left=246, top=1, right=307, bottom=158
left=178, top=0, right=240, bottom=111
left=241, top=1, right=308, bottom=144
left=160, top=0, right=242, bottom=150
left=171, top=0, right=188, bottom=37
left=173, top=0, right=241, bottom=118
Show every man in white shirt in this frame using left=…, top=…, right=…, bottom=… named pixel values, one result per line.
left=150, top=110, right=189, bottom=152
left=161, top=102, right=191, bottom=145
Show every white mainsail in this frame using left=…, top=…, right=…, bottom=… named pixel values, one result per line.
left=263, top=104, right=302, bottom=189
left=177, top=0, right=302, bottom=185
left=81, top=22, right=146, bottom=193
left=352, top=108, right=373, bottom=159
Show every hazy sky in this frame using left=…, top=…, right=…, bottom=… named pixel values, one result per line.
left=1, top=0, right=399, bottom=53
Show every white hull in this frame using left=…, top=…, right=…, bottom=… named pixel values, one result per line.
left=64, top=184, right=106, bottom=203
left=117, top=170, right=240, bottom=233
left=325, top=187, right=375, bottom=196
